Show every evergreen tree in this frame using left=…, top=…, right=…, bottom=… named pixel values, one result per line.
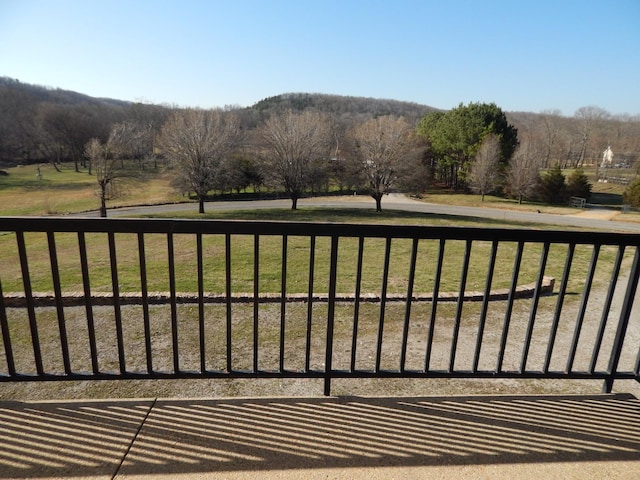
left=566, top=168, right=592, bottom=200
left=539, top=165, right=568, bottom=204
left=416, top=102, right=518, bottom=190
left=623, top=177, right=640, bottom=207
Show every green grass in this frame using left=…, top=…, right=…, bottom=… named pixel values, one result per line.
left=0, top=208, right=622, bottom=298
left=0, top=162, right=184, bottom=215
left=0, top=163, right=632, bottom=297
left=1, top=162, right=634, bottom=217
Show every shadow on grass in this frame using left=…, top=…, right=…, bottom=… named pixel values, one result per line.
left=589, top=192, right=623, bottom=206
left=146, top=207, right=551, bottom=229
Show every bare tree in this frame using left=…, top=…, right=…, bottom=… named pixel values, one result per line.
left=40, top=103, right=111, bottom=172
left=158, top=109, right=242, bottom=213
left=575, top=106, right=610, bottom=167
left=349, top=115, right=419, bottom=212
left=469, top=134, right=501, bottom=201
left=505, top=140, right=543, bottom=204
left=536, top=109, right=562, bottom=167
left=84, top=137, right=128, bottom=217
left=256, top=110, right=333, bottom=209
left=108, top=121, right=155, bottom=167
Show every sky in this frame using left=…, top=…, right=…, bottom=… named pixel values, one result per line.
left=1, top=0, right=639, bottom=116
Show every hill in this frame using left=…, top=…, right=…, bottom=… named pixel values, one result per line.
left=251, top=92, right=438, bottom=122
left=1, top=77, right=638, bottom=172
left=0, top=76, right=131, bottom=109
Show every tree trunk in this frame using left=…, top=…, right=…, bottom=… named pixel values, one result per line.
left=198, top=197, right=205, bottom=214
left=373, top=194, right=383, bottom=212
left=291, top=195, right=298, bottom=210
left=99, top=187, right=107, bottom=217
left=50, top=159, right=62, bottom=172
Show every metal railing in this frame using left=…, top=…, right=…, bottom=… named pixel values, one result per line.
left=1, top=217, right=639, bottom=395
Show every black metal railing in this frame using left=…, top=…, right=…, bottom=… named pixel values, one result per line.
left=0, top=217, right=638, bottom=395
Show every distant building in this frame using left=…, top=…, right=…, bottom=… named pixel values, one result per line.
left=601, top=146, right=613, bottom=168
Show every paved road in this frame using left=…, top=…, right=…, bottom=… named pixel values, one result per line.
left=74, top=194, right=640, bottom=233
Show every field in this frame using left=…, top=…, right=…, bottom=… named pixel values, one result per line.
left=0, top=162, right=184, bottom=216
left=0, top=161, right=635, bottom=217
left=0, top=162, right=632, bottom=298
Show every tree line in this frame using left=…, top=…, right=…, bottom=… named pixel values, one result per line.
left=76, top=103, right=598, bottom=216
left=2, top=77, right=640, bottom=214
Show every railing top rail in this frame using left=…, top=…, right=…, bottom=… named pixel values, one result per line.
left=1, top=216, right=640, bottom=246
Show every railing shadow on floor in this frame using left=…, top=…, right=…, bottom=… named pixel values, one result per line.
left=0, top=393, right=639, bottom=478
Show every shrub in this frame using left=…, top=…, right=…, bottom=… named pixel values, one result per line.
left=539, top=165, right=568, bottom=204
left=566, top=168, right=592, bottom=201
left=623, top=176, right=640, bottom=207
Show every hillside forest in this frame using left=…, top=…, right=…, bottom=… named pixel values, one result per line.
left=2, top=76, right=640, bottom=214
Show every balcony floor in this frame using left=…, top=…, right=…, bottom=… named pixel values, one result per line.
left=0, top=392, right=639, bottom=479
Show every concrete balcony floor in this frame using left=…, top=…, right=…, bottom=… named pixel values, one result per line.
left=0, top=392, right=639, bottom=479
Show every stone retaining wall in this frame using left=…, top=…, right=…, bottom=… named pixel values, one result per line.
left=2, top=277, right=555, bottom=307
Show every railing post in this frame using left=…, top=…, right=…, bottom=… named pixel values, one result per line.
left=108, top=232, right=126, bottom=374
left=138, top=233, right=153, bottom=374
left=17, top=231, right=43, bottom=375
left=604, top=247, right=640, bottom=393
left=47, top=231, right=71, bottom=375
left=0, top=278, right=16, bottom=377
left=324, top=235, right=339, bottom=396
left=78, top=232, right=99, bottom=374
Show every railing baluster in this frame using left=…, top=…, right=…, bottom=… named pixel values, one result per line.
left=604, top=247, right=640, bottom=393
left=196, top=233, right=205, bottom=373
left=137, top=233, right=153, bottom=374
left=108, top=232, right=125, bottom=375
left=473, top=240, right=498, bottom=373
left=634, top=344, right=640, bottom=382
left=425, top=238, right=445, bottom=371
left=400, top=238, right=418, bottom=372
left=167, top=232, right=179, bottom=374
left=520, top=242, right=550, bottom=373
left=496, top=241, right=524, bottom=373
left=544, top=243, right=575, bottom=373
left=305, top=236, right=316, bottom=372
left=280, top=235, right=288, bottom=373
left=589, top=246, right=624, bottom=374
left=350, top=237, right=365, bottom=373
left=450, top=239, right=471, bottom=372
left=78, top=232, right=98, bottom=374
left=324, top=235, right=339, bottom=396
left=253, top=235, right=260, bottom=373
left=0, top=279, right=16, bottom=377
left=225, top=233, right=233, bottom=372
left=566, top=245, right=600, bottom=373
left=375, top=237, right=392, bottom=373
left=16, top=231, right=43, bottom=375
left=47, top=232, right=70, bottom=375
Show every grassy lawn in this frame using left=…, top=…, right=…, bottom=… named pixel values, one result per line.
left=0, top=208, right=623, bottom=298
left=0, top=162, right=633, bottom=296
left=0, top=162, right=184, bottom=215
left=1, top=162, right=636, bottom=217
left=418, top=191, right=576, bottom=215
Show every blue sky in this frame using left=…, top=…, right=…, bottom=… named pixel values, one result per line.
left=1, top=0, right=639, bottom=116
